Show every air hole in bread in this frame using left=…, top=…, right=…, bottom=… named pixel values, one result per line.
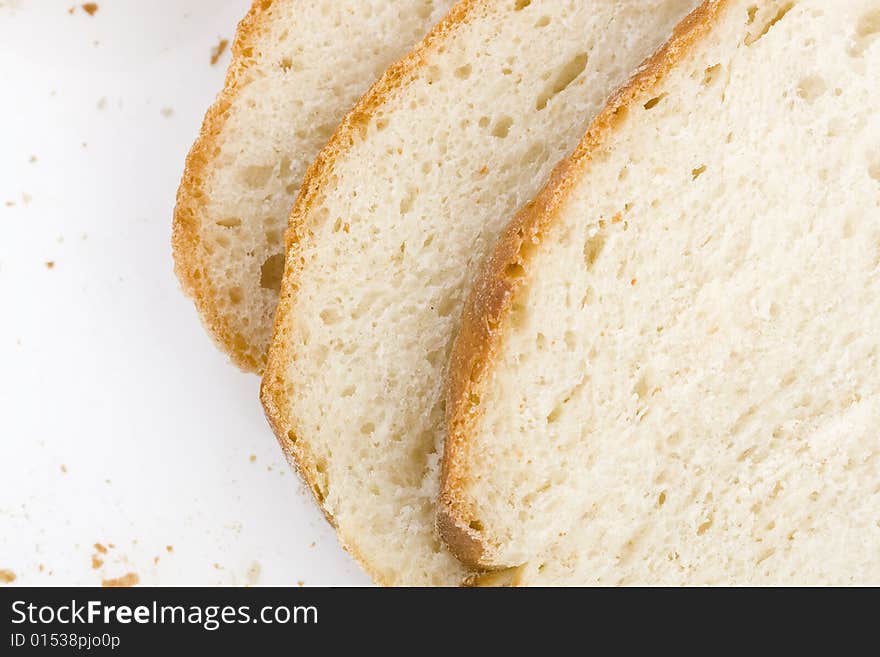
left=513, top=0, right=531, bottom=10
left=454, top=63, right=472, bottom=79
left=279, top=57, right=293, bottom=72
left=657, top=491, right=667, bottom=507
left=702, top=64, right=722, bottom=86
left=505, top=263, right=526, bottom=279
left=240, top=164, right=274, bottom=189
left=643, top=93, right=667, bottom=110
left=697, top=518, right=714, bottom=535
left=583, top=232, right=606, bottom=268
left=216, top=217, right=241, bottom=228
left=360, top=422, right=375, bottom=435
left=536, top=53, right=588, bottom=111
left=341, top=386, right=356, bottom=398
left=691, top=165, right=707, bottom=180
left=744, top=2, right=794, bottom=46
left=416, top=1, right=434, bottom=20
left=869, top=157, right=880, bottom=182
left=400, top=187, right=418, bottom=214
left=260, top=253, right=285, bottom=291
left=265, top=229, right=282, bottom=247
left=478, top=116, right=491, bottom=128
left=580, top=286, right=595, bottom=309
left=521, top=142, right=548, bottom=167
left=848, top=10, right=880, bottom=57
left=227, top=286, right=244, bottom=306
left=797, top=75, right=827, bottom=102
left=469, top=519, right=484, bottom=531
left=320, top=308, right=342, bottom=325
left=535, top=15, right=551, bottom=27
left=492, top=116, right=514, bottom=138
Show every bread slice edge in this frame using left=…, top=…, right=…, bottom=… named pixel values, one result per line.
left=438, top=0, right=729, bottom=569
left=172, top=1, right=275, bottom=373
left=260, top=0, right=488, bottom=586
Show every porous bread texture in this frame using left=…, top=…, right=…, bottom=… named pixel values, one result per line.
left=262, top=0, right=698, bottom=586
left=173, top=0, right=453, bottom=372
left=442, top=0, right=880, bottom=584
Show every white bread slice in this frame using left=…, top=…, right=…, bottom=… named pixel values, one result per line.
left=441, top=0, right=880, bottom=584
left=262, top=0, right=698, bottom=585
left=173, top=0, right=453, bottom=372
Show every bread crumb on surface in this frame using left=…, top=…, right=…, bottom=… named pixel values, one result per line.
left=45, top=261, right=55, bottom=270
left=160, top=107, right=174, bottom=118
left=249, top=454, right=256, bottom=463
left=297, top=580, right=304, bottom=587
left=91, top=555, right=103, bottom=569
left=29, top=155, right=37, bottom=163
left=210, top=38, right=229, bottom=66
left=165, top=545, right=173, bottom=553
left=102, top=573, right=138, bottom=588
left=59, top=462, right=66, bottom=471
left=0, top=569, right=16, bottom=584
left=245, top=562, right=261, bottom=585
left=81, top=3, right=98, bottom=16
left=94, top=543, right=107, bottom=554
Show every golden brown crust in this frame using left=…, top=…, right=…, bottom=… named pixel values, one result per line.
left=261, top=0, right=490, bottom=587
left=439, top=0, right=731, bottom=569
left=172, top=1, right=275, bottom=374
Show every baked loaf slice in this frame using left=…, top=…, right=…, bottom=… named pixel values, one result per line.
left=441, top=0, right=880, bottom=584
left=262, top=0, right=697, bottom=585
left=173, top=0, right=453, bottom=372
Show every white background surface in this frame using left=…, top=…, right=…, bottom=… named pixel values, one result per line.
left=0, top=0, right=370, bottom=586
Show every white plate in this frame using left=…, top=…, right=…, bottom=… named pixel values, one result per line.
left=0, top=0, right=370, bottom=586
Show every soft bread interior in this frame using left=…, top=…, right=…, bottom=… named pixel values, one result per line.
left=444, top=0, right=880, bottom=584
left=174, top=0, right=453, bottom=371
left=264, top=0, right=697, bottom=585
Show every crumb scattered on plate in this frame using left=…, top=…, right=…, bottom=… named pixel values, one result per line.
left=160, top=107, right=174, bottom=118
left=210, top=38, right=229, bottom=66
left=46, top=261, right=55, bottom=270
left=102, top=572, right=139, bottom=588
left=82, top=3, right=98, bottom=16
left=0, top=570, right=16, bottom=584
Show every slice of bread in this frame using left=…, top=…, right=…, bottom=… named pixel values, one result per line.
left=173, top=0, right=453, bottom=372
left=441, top=0, right=880, bottom=584
left=262, top=0, right=697, bottom=585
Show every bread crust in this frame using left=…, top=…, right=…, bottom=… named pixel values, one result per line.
left=260, top=0, right=491, bottom=587
left=438, top=0, right=731, bottom=569
left=172, top=1, right=275, bottom=373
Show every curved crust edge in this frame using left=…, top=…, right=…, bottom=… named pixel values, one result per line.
left=261, top=0, right=487, bottom=587
left=439, top=0, right=730, bottom=569
left=171, top=1, right=274, bottom=374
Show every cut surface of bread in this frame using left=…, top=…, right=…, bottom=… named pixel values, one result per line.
left=173, top=0, right=453, bottom=372
left=262, top=0, right=697, bottom=585
left=441, top=0, right=880, bottom=584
